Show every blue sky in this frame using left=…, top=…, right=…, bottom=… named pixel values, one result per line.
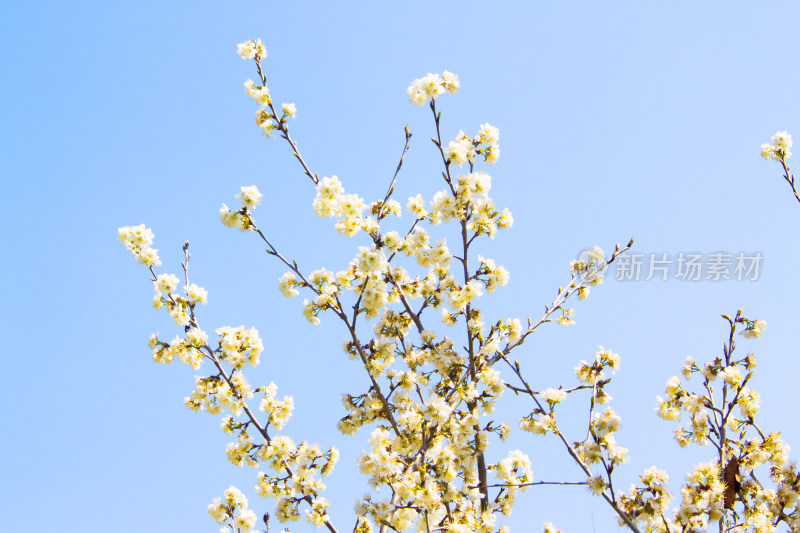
left=3, top=2, right=800, bottom=532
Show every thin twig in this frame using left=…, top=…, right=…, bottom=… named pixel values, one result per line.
left=254, top=58, right=319, bottom=185
left=779, top=158, right=800, bottom=204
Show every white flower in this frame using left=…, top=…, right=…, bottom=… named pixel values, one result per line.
left=772, top=131, right=793, bottom=152
left=586, top=245, right=605, bottom=264
left=407, top=72, right=458, bottom=106
left=302, top=299, right=320, bottom=325
left=664, top=376, right=681, bottom=400
left=282, top=102, right=297, bottom=118
left=237, top=39, right=266, bottom=60
left=720, top=365, right=743, bottom=388
left=587, top=475, right=606, bottom=496
left=118, top=224, right=161, bottom=266
left=520, top=414, right=554, bottom=435
left=219, top=204, right=239, bottom=228
left=236, top=185, right=263, bottom=209
left=741, top=319, right=766, bottom=339
left=355, top=246, right=387, bottom=275
left=234, top=509, right=257, bottom=532
left=557, top=308, right=575, bottom=327
left=237, top=41, right=256, bottom=59
left=207, top=498, right=228, bottom=524
left=762, top=131, right=793, bottom=160
left=154, top=273, right=179, bottom=295
left=185, top=283, right=208, bottom=304
left=540, top=388, right=567, bottom=405
left=477, top=123, right=499, bottom=145
left=446, top=135, right=474, bottom=166
left=407, top=194, right=428, bottom=218
left=245, top=82, right=271, bottom=106
left=441, top=70, right=460, bottom=95
left=681, top=393, right=704, bottom=413
left=279, top=272, right=299, bottom=298
left=656, top=397, right=681, bottom=421
left=496, top=450, right=533, bottom=484
left=223, top=485, right=248, bottom=507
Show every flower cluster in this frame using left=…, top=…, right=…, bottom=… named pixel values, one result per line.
left=208, top=485, right=258, bottom=533
left=118, top=224, right=161, bottom=267
left=255, top=440, right=338, bottom=526
left=220, top=185, right=263, bottom=230
left=150, top=329, right=205, bottom=369
left=761, top=130, right=793, bottom=161
left=570, top=245, right=606, bottom=287
left=216, top=325, right=264, bottom=369
left=574, top=347, right=619, bottom=394
left=124, top=255, right=209, bottom=334
left=352, top=411, right=520, bottom=531
left=258, top=381, right=294, bottom=430
left=575, top=407, right=628, bottom=466
left=120, top=223, right=340, bottom=532
left=312, top=175, right=370, bottom=237
left=407, top=71, right=460, bottom=106
left=620, top=311, right=800, bottom=531
left=656, top=318, right=762, bottom=449
left=494, top=449, right=534, bottom=486
left=674, top=462, right=725, bottom=530
left=516, top=346, right=625, bottom=505
left=187, top=374, right=248, bottom=416
left=618, top=467, right=672, bottom=530
left=283, top=171, right=515, bottom=324
left=237, top=39, right=266, bottom=60
left=446, top=123, right=501, bottom=166
left=253, top=98, right=298, bottom=137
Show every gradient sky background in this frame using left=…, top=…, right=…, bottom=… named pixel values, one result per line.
left=3, top=2, right=800, bottom=532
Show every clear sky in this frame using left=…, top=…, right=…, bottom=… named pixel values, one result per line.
left=2, top=2, right=800, bottom=532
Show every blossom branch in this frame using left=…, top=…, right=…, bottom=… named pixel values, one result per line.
left=377, top=126, right=413, bottom=221
left=253, top=57, right=319, bottom=185
left=502, top=354, right=641, bottom=533
left=490, top=239, right=634, bottom=366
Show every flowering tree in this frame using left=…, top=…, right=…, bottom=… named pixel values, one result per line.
left=118, top=40, right=800, bottom=533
